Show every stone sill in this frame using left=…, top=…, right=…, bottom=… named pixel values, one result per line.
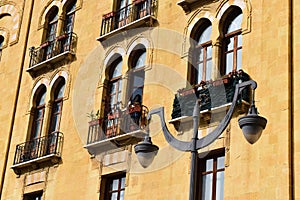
left=84, top=129, right=147, bottom=155
left=27, top=51, right=75, bottom=76
left=11, top=154, right=61, bottom=175
left=97, top=15, right=157, bottom=42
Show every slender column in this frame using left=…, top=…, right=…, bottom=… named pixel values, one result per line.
left=189, top=101, right=200, bottom=200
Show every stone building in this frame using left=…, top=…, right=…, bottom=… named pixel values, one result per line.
left=0, top=0, right=299, bottom=199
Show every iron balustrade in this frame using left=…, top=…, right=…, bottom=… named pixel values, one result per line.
left=87, top=104, right=149, bottom=144
left=29, top=32, right=77, bottom=68
left=171, top=71, right=251, bottom=119
left=100, top=0, right=157, bottom=36
left=13, top=132, right=63, bottom=165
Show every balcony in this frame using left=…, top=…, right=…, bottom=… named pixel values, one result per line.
left=85, top=104, right=148, bottom=154
left=11, top=132, right=63, bottom=175
left=170, top=71, right=251, bottom=129
left=97, top=0, right=157, bottom=41
left=27, top=32, right=77, bottom=76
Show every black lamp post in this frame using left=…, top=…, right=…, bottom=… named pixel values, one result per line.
left=134, top=80, right=267, bottom=200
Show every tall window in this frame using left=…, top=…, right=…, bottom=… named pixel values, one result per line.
left=31, top=86, right=47, bottom=140
left=222, top=8, right=243, bottom=74
left=198, top=153, right=225, bottom=200
left=49, top=78, right=65, bottom=133
left=193, top=20, right=212, bottom=83
left=117, top=0, right=130, bottom=27
left=128, top=48, right=146, bottom=103
left=107, top=57, right=123, bottom=112
left=44, top=7, right=58, bottom=59
left=101, top=173, right=126, bottom=200
left=0, top=35, right=4, bottom=61
left=64, top=0, right=76, bottom=34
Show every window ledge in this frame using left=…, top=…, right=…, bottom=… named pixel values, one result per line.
left=84, top=129, right=147, bottom=155
left=97, top=15, right=157, bottom=42
left=27, top=51, right=75, bottom=76
left=11, top=154, right=61, bottom=175
left=169, top=100, right=250, bottom=130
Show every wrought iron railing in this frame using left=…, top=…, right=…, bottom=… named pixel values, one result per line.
left=100, top=0, right=157, bottom=36
left=29, top=32, right=77, bottom=68
left=13, top=132, right=63, bottom=165
left=87, top=104, right=149, bottom=144
left=171, top=70, right=251, bottom=119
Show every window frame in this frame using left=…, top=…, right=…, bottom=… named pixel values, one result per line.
left=189, top=19, right=212, bottom=85
left=128, top=49, right=146, bottom=103
left=64, top=0, right=77, bottom=34
left=31, top=87, right=47, bottom=140
left=102, top=172, right=126, bottom=200
left=23, top=191, right=43, bottom=200
left=107, top=59, right=123, bottom=112
left=197, top=150, right=225, bottom=200
left=221, top=8, right=243, bottom=75
left=49, top=79, right=65, bottom=134
left=194, top=40, right=213, bottom=83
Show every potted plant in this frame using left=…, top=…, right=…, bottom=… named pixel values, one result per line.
left=87, top=110, right=101, bottom=126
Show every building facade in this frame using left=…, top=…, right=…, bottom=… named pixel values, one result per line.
left=0, top=0, right=299, bottom=199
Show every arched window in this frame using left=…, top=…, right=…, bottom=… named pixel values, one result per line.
left=0, top=35, right=4, bottom=61
left=49, top=78, right=65, bottom=133
left=107, top=57, right=123, bottom=112
left=64, top=0, right=77, bottom=34
left=0, top=35, right=4, bottom=49
left=128, top=48, right=146, bottom=104
left=222, top=7, right=243, bottom=74
left=44, top=7, right=59, bottom=59
left=31, top=85, right=47, bottom=140
left=46, top=7, right=58, bottom=42
left=192, top=20, right=213, bottom=84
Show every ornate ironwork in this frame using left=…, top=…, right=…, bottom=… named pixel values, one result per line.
left=171, top=71, right=250, bottom=119
left=87, top=104, right=149, bottom=144
left=13, top=131, right=63, bottom=165
left=100, top=0, right=157, bottom=36
left=28, top=32, right=77, bottom=68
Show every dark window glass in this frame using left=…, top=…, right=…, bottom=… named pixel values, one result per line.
left=104, top=173, right=126, bottom=200
left=0, top=35, right=4, bottom=48
left=223, top=10, right=243, bottom=74
left=190, top=20, right=212, bottom=85
left=64, top=0, right=76, bottom=33
left=108, top=58, right=123, bottom=111
left=31, top=86, right=46, bottom=140
left=198, top=153, right=225, bottom=200
left=129, top=50, right=146, bottom=103
left=44, top=7, right=58, bottom=59
left=46, top=7, right=58, bottom=42
left=49, top=79, right=65, bottom=133
left=104, top=57, right=123, bottom=134
left=23, top=191, right=43, bottom=200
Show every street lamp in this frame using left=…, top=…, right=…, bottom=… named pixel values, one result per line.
left=134, top=80, right=267, bottom=200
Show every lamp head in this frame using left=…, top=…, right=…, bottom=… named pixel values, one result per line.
left=238, top=105, right=267, bottom=144
left=134, top=136, right=159, bottom=168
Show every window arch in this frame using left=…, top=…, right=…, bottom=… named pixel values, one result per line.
left=63, top=0, right=77, bottom=34
left=190, top=19, right=213, bottom=84
left=128, top=47, right=146, bottom=104
left=44, top=7, right=59, bottom=59
left=221, top=7, right=243, bottom=75
left=0, top=35, right=4, bottom=48
left=31, top=85, right=47, bottom=140
left=0, top=35, right=4, bottom=61
left=106, top=56, right=123, bottom=113
left=49, top=78, right=65, bottom=133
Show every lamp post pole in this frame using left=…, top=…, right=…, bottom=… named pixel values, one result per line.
left=134, top=80, right=267, bottom=200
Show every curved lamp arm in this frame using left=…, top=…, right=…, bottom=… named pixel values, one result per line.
left=147, top=80, right=257, bottom=152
